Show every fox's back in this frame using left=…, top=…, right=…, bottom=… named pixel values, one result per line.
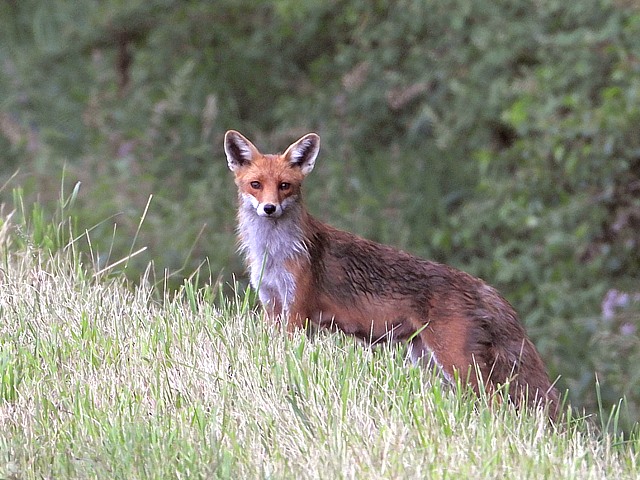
left=302, top=215, right=521, bottom=342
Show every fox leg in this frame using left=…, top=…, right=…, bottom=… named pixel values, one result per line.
left=415, top=317, right=492, bottom=394
left=284, top=294, right=311, bottom=333
left=258, top=285, right=286, bottom=326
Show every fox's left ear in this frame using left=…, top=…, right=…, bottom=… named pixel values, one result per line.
left=284, top=133, right=320, bottom=175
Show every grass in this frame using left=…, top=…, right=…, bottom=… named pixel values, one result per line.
left=0, top=211, right=638, bottom=479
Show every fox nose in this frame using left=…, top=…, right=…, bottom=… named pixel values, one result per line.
left=263, top=204, right=276, bottom=215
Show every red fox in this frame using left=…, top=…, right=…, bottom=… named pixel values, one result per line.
left=224, top=129, right=560, bottom=418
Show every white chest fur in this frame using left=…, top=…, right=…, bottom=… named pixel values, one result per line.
left=237, top=198, right=308, bottom=316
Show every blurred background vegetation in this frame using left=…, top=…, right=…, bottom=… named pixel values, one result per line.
left=1, top=0, right=639, bottom=430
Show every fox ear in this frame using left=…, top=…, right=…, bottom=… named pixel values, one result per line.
left=224, top=130, right=259, bottom=171
left=284, top=133, right=320, bottom=175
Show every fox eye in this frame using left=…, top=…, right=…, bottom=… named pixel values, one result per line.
left=250, top=181, right=261, bottom=189
left=279, top=182, right=291, bottom=191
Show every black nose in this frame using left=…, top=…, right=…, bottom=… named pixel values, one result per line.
left=263, top=204, right=276, bottom=215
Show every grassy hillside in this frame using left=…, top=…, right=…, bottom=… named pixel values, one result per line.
left=0, top=211, right=638, bottom=478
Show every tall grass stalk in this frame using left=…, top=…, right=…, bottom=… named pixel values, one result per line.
left=0, top=210, right=638, bottom=479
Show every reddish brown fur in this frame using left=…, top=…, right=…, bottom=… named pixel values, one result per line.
left=225, top=130, right=560, bottom=420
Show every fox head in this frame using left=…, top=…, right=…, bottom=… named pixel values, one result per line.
left=224, top=130, right=320, bottom=219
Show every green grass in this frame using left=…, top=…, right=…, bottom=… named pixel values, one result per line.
left=0, top=218, right=638, bottom=479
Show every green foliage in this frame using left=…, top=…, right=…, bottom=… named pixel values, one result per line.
left=1, top=0, right=639, bottom=430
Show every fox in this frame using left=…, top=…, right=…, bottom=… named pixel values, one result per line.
left=224, top=129, right=560, bottom=419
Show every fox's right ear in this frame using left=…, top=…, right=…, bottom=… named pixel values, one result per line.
left=224, top=130, right=259, bottom=171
